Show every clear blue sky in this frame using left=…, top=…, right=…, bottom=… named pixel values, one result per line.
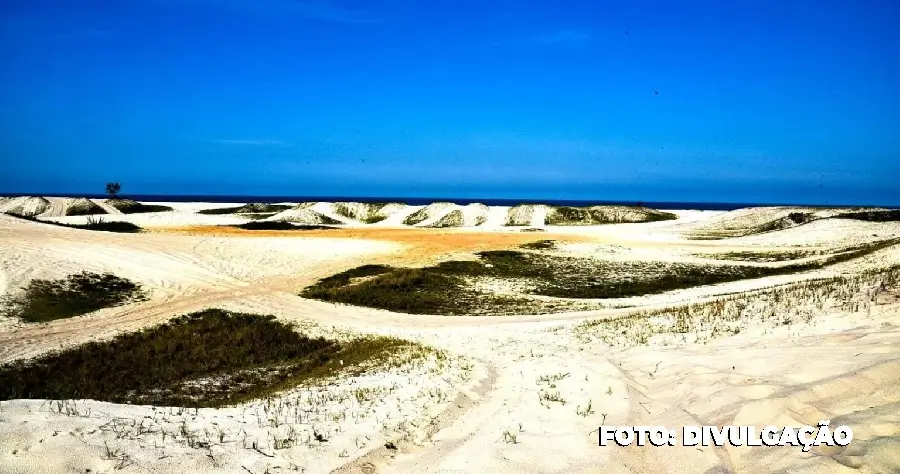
left=2, top=0, right=898, bottom=205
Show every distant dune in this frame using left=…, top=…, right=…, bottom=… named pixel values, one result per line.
left=0, top=196, right=690, bottom=229
left=267, top=204, right=343, bottom=225
left=0, top=196, right=52, bottom=217
left=681, top=206, right=893, bottom=239
left=544, top=205, right=677, bottom=226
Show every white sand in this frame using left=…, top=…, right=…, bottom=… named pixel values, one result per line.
left=1, top=201, right=899, bottom=473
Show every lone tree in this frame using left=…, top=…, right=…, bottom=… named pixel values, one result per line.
left=105, top=182, right=121, bottom=197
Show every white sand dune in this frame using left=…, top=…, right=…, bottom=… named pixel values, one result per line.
left=0, top=196, right=52, bottom=216
left=401, top=202, right=457, bottom=227
left=677, top=206, right=889, bottom=237
left=1, top=200, right=899, bottom=473
left=267, top=203, right=345, bottom=225
left=505, top=204, right=549, bottom=227
left=2, top=197, right=701, bottom=229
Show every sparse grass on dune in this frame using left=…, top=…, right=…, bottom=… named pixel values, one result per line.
left=427, top=210, right=464, bottom=228
left=106, top=199, right=173, bottom=214
left=64, top=199, right=107, bottom=217
left=303, top=238, right=900, bottom=314
left=301, top=262, right=536, bottom=315
left=229, top=221, right=339, bottom=231
left=402, top=208, right=430, bottom=226
left=332, top=202, right=393, bottom=224
left=362, top=215, right=388, bottom=224
left=576, top=264, right=900, bottom=348
left=0, top=271, right=147, bottom=323
left=834, top=210, right=900, bottom=222
left=197, top=203, right=293, bottom=215
left=0, top=309, right=423, bottom=407
left=519, top=240, right=555, bottom=250
left=700, top=239, right=900, bottom=263
left=686, top=209, right=900, bottom=240
left=699, top=249, right=824, bottom=262
left=544, top=206, right=677, bottom=226
left=3, top=213, right=143, bottom=233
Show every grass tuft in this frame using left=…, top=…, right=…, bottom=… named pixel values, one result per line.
left=1, top=271, right=147, bottom=323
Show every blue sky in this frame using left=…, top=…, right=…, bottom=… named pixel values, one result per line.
left=1, top=0, right=898, bottom=205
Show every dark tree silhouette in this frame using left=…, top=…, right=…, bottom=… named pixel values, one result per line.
left=105, top=182, right=121, bottom=197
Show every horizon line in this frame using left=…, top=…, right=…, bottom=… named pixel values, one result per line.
left=1, top=191, right=897, bottom=210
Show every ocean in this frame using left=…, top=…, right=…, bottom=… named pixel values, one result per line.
left=3, top=193, right=896, bottom=211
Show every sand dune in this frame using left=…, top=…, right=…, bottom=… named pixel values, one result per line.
left=505, top=204, right=549, bottom=227
left=680, top=206, right=891, bottom=238
left=266, top=204, right=344, bottom=225
left=545, top=205, right=676, bottom=226
left=0, top=196, right=52, bottom=217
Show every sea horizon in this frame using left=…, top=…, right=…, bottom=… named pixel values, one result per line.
left=1, top=192, right=897, bottom=212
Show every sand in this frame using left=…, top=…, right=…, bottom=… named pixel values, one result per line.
left=0, top=202, right=898, bottom=474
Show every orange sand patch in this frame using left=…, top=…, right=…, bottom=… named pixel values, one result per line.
left=148, top=226, right=594, bottom=266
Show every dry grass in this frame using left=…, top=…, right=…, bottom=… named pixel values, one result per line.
left=0, top=309, right=426, bottom=407
left=1, top=271, right=147, bottom=323
left=576, top=265, right=900, bottom=348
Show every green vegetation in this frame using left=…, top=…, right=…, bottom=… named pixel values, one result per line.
left=402, top=208, right=430, bottom=225
left=332, top=203, right=392, bottom=224
left=65, top=199, right=107, bottom=216
left=0, top=309, right=422, bottom=407
left=0, top=271, right=147, bottom=323
left=576, top=264, right=900, bottom=348
left=835, top=210, right=900, bottom=222
left=303, top=238, right=900, bottom=315
left=688, top=211, right=820, bottom=240
left=520, top=240, right=556, bottom=250
left=197, top=203, right=293, bottom=215
left=230, top=221, right=338, bottom=230
left=701, top=249, right=820, bottom=262
left=753, top=212, right=815, bottom=233
left=106, top=199, right=173, bottom=214
left=73, top=218, right=142, bottom=232
left=4, top=213, right=143, bottom=233
left=544, top=206, right=676, bottom=226
left=362, top=215, right=388, bottom=224
left=428, top=210, right=464, bottom=228
left=301, top=261, right=535, bottom=315
left=703, top=239, right=900, bottom=263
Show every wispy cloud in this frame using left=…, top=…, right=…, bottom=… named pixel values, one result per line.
left=213, top=139, right=292, bottom=146
left=163, top=0, right=379, bottom=24
left=534, top=29, right=591, bottom=46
